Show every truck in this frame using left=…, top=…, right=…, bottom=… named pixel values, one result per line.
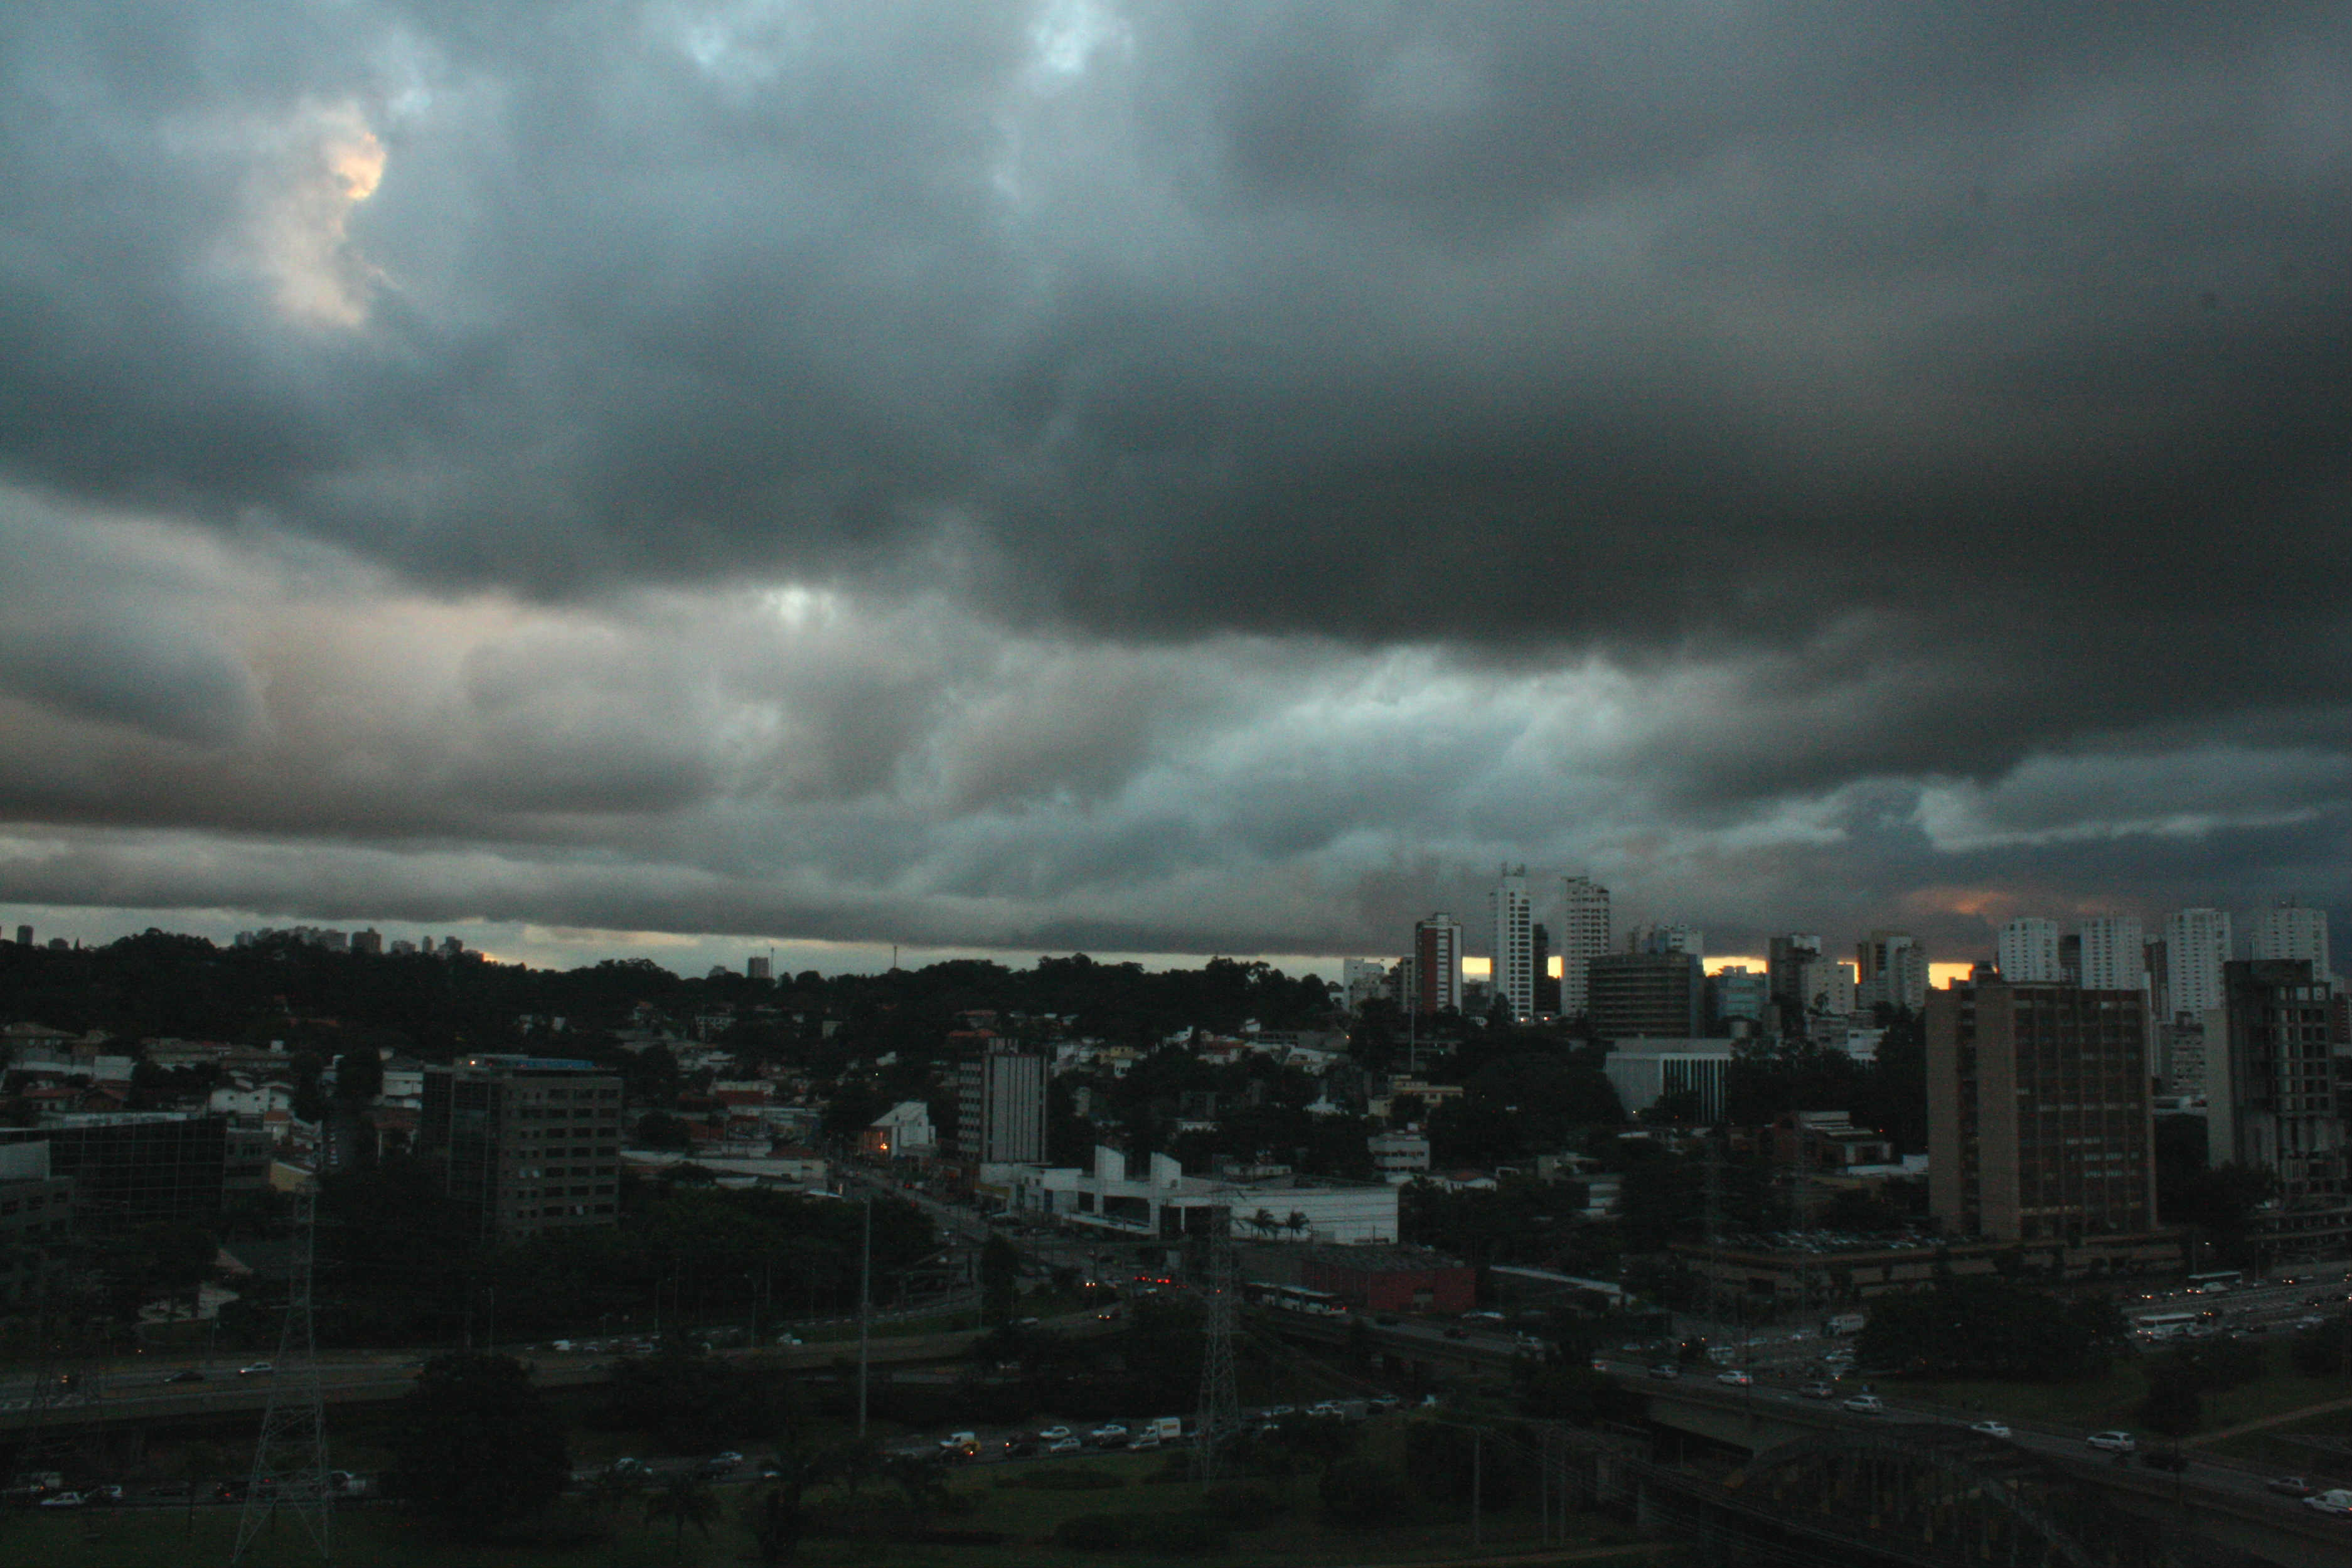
left=1147, top=1416, right=1184, bottom=1443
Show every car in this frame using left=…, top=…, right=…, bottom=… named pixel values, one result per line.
left=83, top=1485, right=123, bottom=1506
left=1969, top=1420, right=2012, bottom=1439
left=1003, top=1435, right=1038, bottom=1457
left=38, top=1491, right=85, bottom=1509
left=1716, top=1370, right=1753, bottom=1386
left=1841, top=1395, right=1884, bottom=1414
left=238, top=1362, right=274, bottom=1377
left=2303, top=1489, right=2352, bottom=1517
left=1802, top=1382, right=1836, bottom=1399
left=163, top=1368, right=208, bottom=1384
left=2086, top=1431, right=2137, bottom=1454
left=1037, top=1426, right=1071, bottom=1441
left=1367, top=1394, right=1401, bottom=1411
left=1130, top=1432, right=1162, bottom=1450
left=1463, top=1310, right=1504, bottom=1323
left=773, top=1333, right=803, bottom=1346
left=1263, top=1406, right=1295, bottom=1419
left=1647, top=1364, right=1681, bottom=1380
left=2266, top=1476, right=2314, bottom=1498
left=1047, top=1437, right=1083, bottom=1454
left=607, top=1457, right=647, bottom=1477
left=1590, top=1357, right=1610, bottom=1372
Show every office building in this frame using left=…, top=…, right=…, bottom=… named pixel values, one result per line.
left=2164, top=908, right=2233, bottom=1020
left=2076, top=915, right=2144, bottom=993
left=746, top=955, right=772, bottom=981
left=958, top=1047, right=1047, bottom=1165
left=1997, top=919, right=2062, bottom=984
left=1927, top=979, right=2156, bottom=1242
left=1557, top=876, right=1611, bottom=1020
left=1708, top=966, right=1770, bottom=1034
left=1490, top=867, right=1534, bottom=1022
left=1587, top=951, right=1705, bottom=1040
left=1600, top=1040, right=1735, bottom=1123
left=2248, top=902, right=2333, bottom=984
left=0, top=1143, right=72, bottom=1305
left=0, top=1112, right=248, bottom=1232
left=418, top=1055, right=624, bottom=1240
left=2208, top=961, right=2341, bottom=1203
left=1409, top=914, right=1463, bottom=1017
left=1857, top=931, right=1928, bottom=1013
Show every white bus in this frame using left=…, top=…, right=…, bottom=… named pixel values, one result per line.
left=2134, top=1311, right=2199, bottom=1341
left=2186, top=1270, right=2241, bottom=1294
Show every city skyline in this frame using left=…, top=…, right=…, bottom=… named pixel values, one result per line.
left=1, top=8, right=2347, bottom=973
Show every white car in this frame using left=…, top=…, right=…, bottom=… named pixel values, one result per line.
left=1716, top=1370, right=1753, bottom=1387
left=2302, top=1489, right=2352, bottom=1517
left=238, top=1362, right=274, bottom=1377
left=1088, top=1423, right=1128, bottom=1441
left=1047, top=1436, right=1083, bottom=1454
left=1037, top=1426, right=1071, bottom=1441
left=1841, top=1395, right=1884, bottom=1414
left=2087, top=1431, right=2136, bottom=1454
left=1969, top=1420, right=2012, bottom=1439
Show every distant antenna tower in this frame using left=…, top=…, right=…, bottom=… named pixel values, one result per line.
left=232, top=1186, right=333, bottom=1565
left=1190, top=1198, right=1242, bottom=1482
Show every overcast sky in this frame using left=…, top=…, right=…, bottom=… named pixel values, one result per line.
left=2, top=3, right=2347, bottom=976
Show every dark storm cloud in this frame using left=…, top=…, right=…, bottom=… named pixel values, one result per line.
left=2, top=3, right=2349, bottom=961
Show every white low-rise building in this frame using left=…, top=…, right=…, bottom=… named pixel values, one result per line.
left=1015, top=1146, right=1398, bottom=1244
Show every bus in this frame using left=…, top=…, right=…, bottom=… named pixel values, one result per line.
left=1243, top=1283, right=1349, bottom=1317
left=2134, top=1311, right=2199, bottom=1341
left=2186, top=1271, right=2242, bottom=1294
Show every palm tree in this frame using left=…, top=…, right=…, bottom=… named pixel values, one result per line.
left=644, top=1471, right=720, bottom=1562
left=1251, top=1207, right=1278, bottom=1240
left=1285, top=1211, right=1309, bottom=1242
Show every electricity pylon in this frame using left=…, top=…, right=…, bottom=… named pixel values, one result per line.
left=1190, top=1198, right=1241, bottom=1482
left=232, top=1185, right=332, bottom=1564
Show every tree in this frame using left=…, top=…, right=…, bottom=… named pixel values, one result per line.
left=645, top=1471, right=720, bottom=1560
left=1319, top=1456, right=1406, bottom=1526
left=388, top=1353, right=570, bottom=1537
left=334, top=1047, right=385, bottom=1105
left=1857, top=1277, right=2126, bottom=1381
left=980, top=1232, right=1020, bottom=1321
left=2137, top=1370, right=2203, bottom=1438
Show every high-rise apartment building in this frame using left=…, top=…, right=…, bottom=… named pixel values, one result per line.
left=958, top=1047, right=1047, bottom=1165
left=419, top=1055, right=624, bottom=1240
left=746, top=954, right=772, bottom=981
left=2163, top=909, right=2233, bottom=1020
left=2208, top=960, right=2341, bottom=1204
left=1490, top=867, right=1534, bottom=1022
left=2076, top=915, right=2144, bottom=993
left=1557, top=877, right=1610, bottom=1020
left=1799, top=957, right=1858, bottom=1016
left=2248, top=902, right=2333, bottom=984
left=1627, top=922, right=1703, bottom=956
left=1531, top=924, right=1560, bottom=1014
left=1856, top=931, right=1928, bottom=1013
left=1767, top=934, right=1822, bottom=1012
left=1996, top=919, right=2062, bottom=983
left=1927, top=979, right=2156, bottom=1242
left=1410, top=914, right=1463, bottom=1017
